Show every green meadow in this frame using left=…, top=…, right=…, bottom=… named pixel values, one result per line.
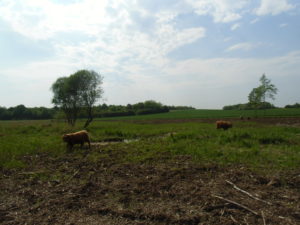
left=1, top=109, right=300, bottom=172
left=96, top=108, right=300, bottom=120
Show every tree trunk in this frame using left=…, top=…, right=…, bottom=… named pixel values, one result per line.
left=64, top=107, right=78, bottom=127
left=84, top=107, right=93, bottom=128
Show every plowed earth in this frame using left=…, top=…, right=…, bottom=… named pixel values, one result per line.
left=1, top=118, right=300, bottom=225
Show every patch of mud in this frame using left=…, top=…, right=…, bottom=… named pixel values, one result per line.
left=92, top=138, right=139, bottom=147
left=91, top=141, right=121, bottom=146
left=1, top=149, right=299, bottom=225
left=91, top=134, right=176, bottom=147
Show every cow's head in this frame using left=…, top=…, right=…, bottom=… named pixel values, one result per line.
left=62, top=134, right=70, bottom=142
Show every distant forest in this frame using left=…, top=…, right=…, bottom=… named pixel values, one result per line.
left=0, top=101, right=195, bottom=120
left=223, top=102, right=276, bottom=110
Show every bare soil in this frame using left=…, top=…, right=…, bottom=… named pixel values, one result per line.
left=1, top=117, right=300, bottom=225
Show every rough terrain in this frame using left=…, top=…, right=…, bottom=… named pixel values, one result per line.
left=1, top=117, right=300, bottom=225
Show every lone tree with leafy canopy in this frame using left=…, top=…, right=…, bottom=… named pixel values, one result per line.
left=248, top=74, right=278, bottom=109
left=51, top=70, right=103, bottom=127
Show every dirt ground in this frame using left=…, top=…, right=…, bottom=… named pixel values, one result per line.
left=1, top=117, right=300, bottom=225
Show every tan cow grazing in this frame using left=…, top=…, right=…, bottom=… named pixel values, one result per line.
left=216, top=120, right=233, bottom=130
left=62, top=130, right=91, bottom=151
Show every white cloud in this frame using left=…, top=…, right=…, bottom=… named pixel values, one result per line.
left=279, top=23, right=288, bottom=28
left=51, top=24, right=205, bottom=76
left=225, top=42, right=258, bottom=52
left=185, top=0, right=249, bottom=23
left=0, top=0, right=115, bottom=39
left=185, top=0, right=296, bottom=23
left=0, top=0, right=205, bottom=64
left=231, top=23, right=241, bottom=30
left=250, top=18, right=260, bottom=24
left=155, top=10, right=179, bottom=23
left=256, top=0, right=294, bottom=16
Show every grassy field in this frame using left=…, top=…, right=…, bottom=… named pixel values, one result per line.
left=1, top=108, right=300, bottom=171
left=96, top=108, right=300, bottom=120
left=1, top=109, right=300, bottom=224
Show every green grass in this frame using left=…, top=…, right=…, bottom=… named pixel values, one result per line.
left=1, top=112, right=300, bottom=171
left=95, top=108, right=300, bottom=121
left=0, top=120, right=67, bottom=168
left=167, top=124, right=300, bottom=169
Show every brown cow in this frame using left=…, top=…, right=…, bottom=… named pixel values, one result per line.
left=62, top=130, right=91, bottom=151
left=216, top=120, right=233, bottom=130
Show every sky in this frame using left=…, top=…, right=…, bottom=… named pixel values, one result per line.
left=0, top=0, right=299, bottom=109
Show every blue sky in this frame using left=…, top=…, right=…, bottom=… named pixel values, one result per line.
left=0, top=0, right=299, bottom=109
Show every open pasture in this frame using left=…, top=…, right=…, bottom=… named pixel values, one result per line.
left=1, top=112, right=300, bottom=224
left=1, top=112, right=300, bottom=170
left=96, top=108, right=300, bottom=120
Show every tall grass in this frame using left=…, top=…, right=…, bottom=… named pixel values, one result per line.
left=0, top=121, right=66, bottom=168
left=163, top=123, right=300, bottom=170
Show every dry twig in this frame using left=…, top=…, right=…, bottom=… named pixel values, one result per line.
left=261, top=211, right=266, bottom=225
left=212, top=194, right=259, bottom=216
left=244, top=217, right=250, bottom=225
left=225, top=180, right=272, bottom=205
left=57, top=169, right=79, bottom=186
left=230, top=215, right=238, bottom=224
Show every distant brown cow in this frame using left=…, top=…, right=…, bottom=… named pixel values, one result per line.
left=216, top=121, right=233, bottom=130
left=62, top=130, right=91, bottom=151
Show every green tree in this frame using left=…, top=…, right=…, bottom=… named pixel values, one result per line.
left=51, top=77, right=79, bottom=126
left=248, top=74, right=278, bottom=109
left=259, top=74, right=278, bottom=102
left=71, top=70, right=103, bottom=128
left=248, top=86, right=264, bottom=106
left=144, top=100, right=163, bottom=109
left=51, top=70, right=103, bottom=127
left=12, top=105, right=27, bottom=119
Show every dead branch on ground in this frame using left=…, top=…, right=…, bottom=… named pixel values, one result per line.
left=212, top=194, right=259, bottom=216
left=225, top=180, right=272, bottom=205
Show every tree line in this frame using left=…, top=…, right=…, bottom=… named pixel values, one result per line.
left=2, top=72, right=296, bottom=123
left=284, top=103, right=300, bottom=109
left=0, top=102, right=194, bottom=121
left=0, top=105, right=56, bottom=120
left=223, top=102, right=276, bottom=110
